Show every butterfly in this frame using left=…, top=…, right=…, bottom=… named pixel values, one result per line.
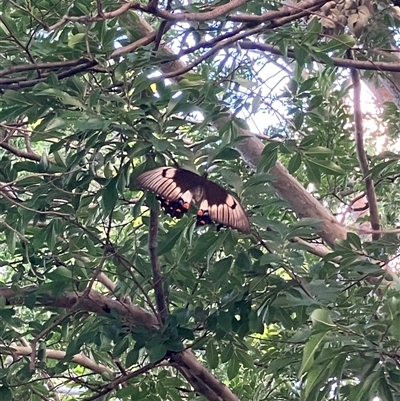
left=135, top=166, right=251, bottom=234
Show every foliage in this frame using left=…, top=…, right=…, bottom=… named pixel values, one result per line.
left=0, top=0, right=400, bottom=400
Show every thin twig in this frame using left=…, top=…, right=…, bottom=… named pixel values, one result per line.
left=6, top=0, right=49, bottom=29
left=47, top=2, right=139, bottom=31
left=0, top=16, right=35, bottom=64
left=29, top=310, right=76, bottom=372
left=149, top=208, right=168, bottom=323
left=228, top=0, right=328, bottom=23
left=0, top=60, right=97, bottom=90
left=82, top=360, right=164, bottom=401
left=239, top=41, right=400, bottom=72
left=162, top=24, right=265, bottom=78
left=348, top=50, right=381, bottom=240
left=110, top=32, right=157, bottom=58
left=0, top=58, right=92, bottom=78
left=0, top=219, right=30, bottom=243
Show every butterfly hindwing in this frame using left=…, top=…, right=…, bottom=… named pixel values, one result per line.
left=197, top=180, right=251, bottom=234
left=136, top=167, right=201, bottom=219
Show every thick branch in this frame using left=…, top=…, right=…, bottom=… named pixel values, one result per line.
left=5, top=345, right=114, bottom=377
left=175, top=364, right=222, bottom=401
left=0, top=141, right=47, bottom=162
left=213, top=114, right=347, bottom=247
left=172, top=350, right=240, bottom=401
left=1, top=286, right=159, bottom=329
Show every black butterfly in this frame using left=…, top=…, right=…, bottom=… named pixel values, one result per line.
left=135, top=166, right=251, bottom=234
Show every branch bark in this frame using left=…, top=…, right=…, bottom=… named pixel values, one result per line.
left=5, top=345, right=115, bottom=377
left=1, top=286, right=159, bottom=329
left=171, top=350, right=240, bottom=401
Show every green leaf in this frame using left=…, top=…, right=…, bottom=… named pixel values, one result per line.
left=293, top=44, right=309, bottom=68
left=304, top=17, right=322, bottom=43
left=319, top=34, right=356, bottom=52
left=299, top=77, right=318, bottom=94
left=0, top=385, right=12, bottom=401
left=157, top=226, right=186, bottom=256
left=147, top=343, right=167, bottom=363
left=298, top=332, right=327, bottom=376
left=4, top=228, right=16, bottom=255
left=303, top=365, right=329, bottom=399
left=208, top=256, right=232, bottom=281
left=352, top=368, right=381, bottom=401
left=288, top=152, right=302, bottom=173
left=389, top=315, right=400, bottom=341
left=126, top=348, right=140, bottom=368
left=302, top=146, right=333, bottom=157
left=235, top=348, right=254, bottom=368
left=294, top=112, right=304, bottom=130
left=305, top=158, right=345, bottom=176
left=206, top=340, right=219, bottom=369
left=310, top=309, right=335, bottom=328
left=369, top=159, right=397, bottom=180
left=227, top=356, right=240, bottom=380
left=258, top=142, right=280, bottom=172
left=220, top=343, right=234, bottom=363
left=379, top=376, right=395, bottom=401
left=68, top=33, right=86, bottom=47
left=102, top=176, right=119, bottom=215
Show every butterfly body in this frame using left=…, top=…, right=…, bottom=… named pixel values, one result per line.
left=136, top=166, right=251, bottom=234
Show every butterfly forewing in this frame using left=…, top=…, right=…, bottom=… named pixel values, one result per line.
left=136, top=167, right=202, bottom=201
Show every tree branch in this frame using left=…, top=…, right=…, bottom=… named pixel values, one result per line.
left=348, top=50, right=381, bottom=240
left=151, top=0, right=251, bottom=21
left=110, top=31, right=158, bottom=59
left=174, top=364, right=223, bottom=401
left=227, top=0, right=330, bottom=22
left=4, top=345, right=114, bottom=376
left=29, top=311, right=76, bottom=372
left=0, top=140, right=49, bottom=162
left=1, top=286, right=159, bottom=329
left=0, top=60, right=98, bottom=90
left=149, top=208, right=168, bottom=323
left=82, top=359, right=163, bottom=401
left=239, top=41, right=400, bottom=72
left=172, top=350, right=240, bottom=401
left=0, top=58, right=94, bottom=78
left=47, top=2, right=141, bottom=31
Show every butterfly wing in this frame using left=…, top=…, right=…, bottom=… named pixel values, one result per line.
left=135, top=167, right=203, bottom=218
left=197, top=180, right=251, bottom=234
left=136, top=166, right=251, bottom=233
